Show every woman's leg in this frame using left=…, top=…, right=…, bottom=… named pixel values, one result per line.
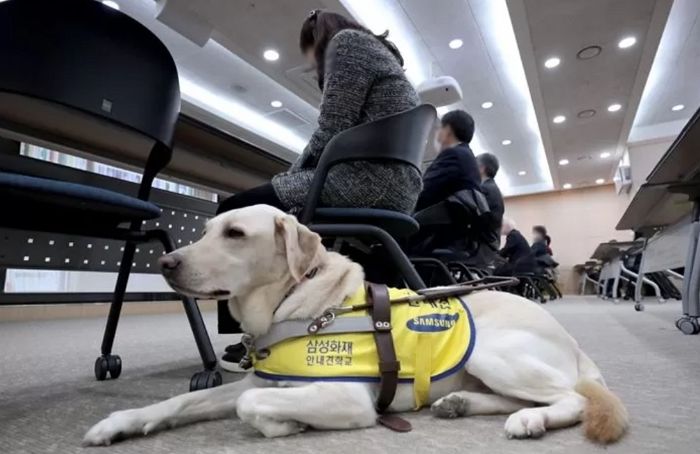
left=216, top=184, right=286, bottom=337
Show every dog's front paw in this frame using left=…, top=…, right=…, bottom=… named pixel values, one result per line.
left=83, top=410, right=146, bottom=446
left=431, top=393, right=470, bottom=419
left=504, top=409, right=546, bottom=439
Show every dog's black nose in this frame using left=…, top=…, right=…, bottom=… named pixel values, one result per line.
left=158, top=253, right=182, bottom=274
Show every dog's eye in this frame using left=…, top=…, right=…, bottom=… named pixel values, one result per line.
left=225, top=228, right=245, bottom=239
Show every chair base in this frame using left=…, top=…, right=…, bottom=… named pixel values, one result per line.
left=94, top=226, right=219, bottom=390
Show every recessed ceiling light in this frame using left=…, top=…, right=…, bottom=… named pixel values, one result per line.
left=449, top=39, right=463, bottom=50
left=518, top=170, right=527, bottom=176
left=618, top=36, right=636, bottom=49
left=553, top=115, right=566, bottom=124
left=481, top=101, right=493, bottom=109
left=600, top=151, right=611, bottom=159
left=563, top=183, right=572, bottom=189
left=559, top=159, right=570, bottom=166
left=671, top=104, right=685, bottom=111
left=270, top=100, right=283, bottom=108
left=263, top=49, right=280, bottom=61
left=544, top=57, right=560, bottom=69
left=102, top=0, right=120, bottom=9
left=596, top=178, right=605, bottom=184
left=502, top=139, right=512, bottom=146
left=607, top=103, right=622, bottom=112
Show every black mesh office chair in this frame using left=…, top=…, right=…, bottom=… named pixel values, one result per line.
left=298, top=105, right=437, bottom=289
left=0, top=0, right=219, bottom=390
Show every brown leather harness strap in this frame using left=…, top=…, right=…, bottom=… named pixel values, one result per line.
left=366, top=282, right=400, bottom=413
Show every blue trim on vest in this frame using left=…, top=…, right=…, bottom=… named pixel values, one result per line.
left=253, top=296, right=477, bottom=384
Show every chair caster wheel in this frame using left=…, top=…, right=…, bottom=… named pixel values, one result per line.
left=634, top=303, right=644, bottom=312
left=190, top=370, right=222, bottom=391
left=676, top=317, right=700, bottom=335
left=94, top=354, right=122, bottom=381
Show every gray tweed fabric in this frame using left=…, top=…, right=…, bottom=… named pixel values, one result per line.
left=272, top=29, right=422, bottom=213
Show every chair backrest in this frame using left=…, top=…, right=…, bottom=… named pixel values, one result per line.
left=317, top=104, right=437, bottom=171
left=299, top=104, right=437, bottom=223
left=0, top=0, right=180, bottom=168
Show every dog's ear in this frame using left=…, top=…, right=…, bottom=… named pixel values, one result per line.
left=275, top=214, right=323, bottom=282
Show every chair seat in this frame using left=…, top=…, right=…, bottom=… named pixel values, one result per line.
left=312, top=207, right=419, bottom=238
left=0, top=171, right=161, bottom=226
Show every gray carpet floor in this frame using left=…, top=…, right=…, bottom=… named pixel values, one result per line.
left=1, top=296, right=699, bottom=454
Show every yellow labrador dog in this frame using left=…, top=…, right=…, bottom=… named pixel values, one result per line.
left=84, top=205, right=628, bottom=446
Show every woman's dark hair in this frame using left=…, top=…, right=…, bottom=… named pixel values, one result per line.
left=544, top=234, right=552, bottom=246
left=300, top=10, right=404, bottom=90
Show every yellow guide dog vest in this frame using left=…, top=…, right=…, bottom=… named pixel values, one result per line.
left=253, top=287, right=476, bottom=409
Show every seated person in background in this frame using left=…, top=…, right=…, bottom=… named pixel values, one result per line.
left=442, top=152, right=505, bottom=265
left=407, top=110, right=482, bottom=255
left=217, top=10, right=423, bottom=372
left=494, top=218, right=536, bottom=276
left=532, top=227, right=559, bottom=270
left=477, top=152, right=504, bottom=251
left=531, top=225, right=550, bottom=257
left=414, top=109, right=480, bottom=212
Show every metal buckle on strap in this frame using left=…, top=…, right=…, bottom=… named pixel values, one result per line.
left=306, top=306, right=355, bottom=334
left=374, top=320, right=391, bottom=331
left=238, top=334, right=255, bottom=370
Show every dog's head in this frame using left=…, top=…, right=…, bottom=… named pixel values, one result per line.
left=158, top=204, right=324, bottom=300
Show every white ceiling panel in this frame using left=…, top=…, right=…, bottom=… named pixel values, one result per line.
left=108, top=0, right=693, bottom=198
left=632, top=0, right=700, bottom=141
left=509, top=0, right=672, bottom=189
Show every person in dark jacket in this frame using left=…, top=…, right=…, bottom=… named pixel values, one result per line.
left=477, top=152, right=504, bottom=249
left=494, top=218, right=536, bottom=276
left=217, top=10, right=422, bottom=371
left=531, top=225, right=549, bottom=257
left=415, top=110, right=480, bottom=212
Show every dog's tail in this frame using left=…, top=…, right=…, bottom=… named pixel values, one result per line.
left=575, top=378, right=628, bottom=444
left=574, top=349, right=628, bottom=444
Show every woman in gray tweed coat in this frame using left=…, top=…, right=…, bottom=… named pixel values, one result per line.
left=217, top=9, right=422, bottom=216
left=216, top=10, right=423, bottom=367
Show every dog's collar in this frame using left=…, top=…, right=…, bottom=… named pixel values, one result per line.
left=273, top=267, right=319, bottom=315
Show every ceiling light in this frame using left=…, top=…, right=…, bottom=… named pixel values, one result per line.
left=559, top=159, right=570, bottom=166
left=563, top=183, right=572, bottom=189
left=544, top=57, right=560, bottom=69
left=607, top=103, right=622, bottom=112
left=270, top=100, right=283, bottom=108
left=180, top=77, right=306, bottom=153
left=671, top=104, right=685, bottom=111
left=577, top=109, right=596, bottom=119
left=449, top=39, right=463, bottom=50
left=102, top=0, right=120, bottom=9
left=553, top=115, right=566, bottom=124
left=618, top=36, right=636, bottom=49
left=502, top=139, right=512, bottom=145
left=596, top=178, right=605, bottom=184
left=481, top=101, right=493, bottom=109
left=263, top=49, right=280, bottom=61
left=600, top=151, right=611, bottom=159
left=518, top=170, right=527, bottom=176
